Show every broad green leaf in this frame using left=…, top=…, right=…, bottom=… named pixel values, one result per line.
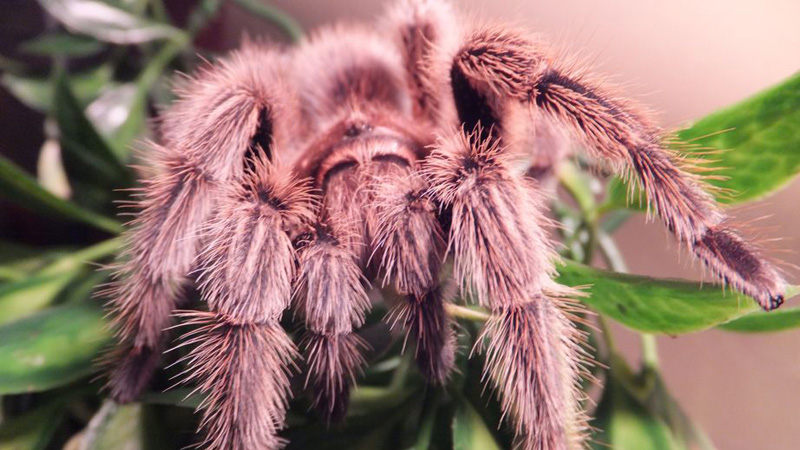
left=0, top=303, right=113, bottom=394
left=1, top=65, right=113, bottom=113
left=37, top=0, right=187, bottom=45
left=606, top=72, right=800, bottom=209
left=591, top=373, right=681, bottom=450
left=0, top=272, right=78, bottom=325
left=86, top=83, right=145, bottom=154
left=596, top=355, right=715, bottom=450
left=452, top=398, right=502, bottom=450
left=557, top=262, right=760, bottom=334
left=0, top=154, right=122, bottom=233
left=719, top=301, right=800, bottom=333
left=20, top=33, right=105, bottom=57
left=0, top=240, right=72, bottom=281
left=0, top=238, right=122, bottom=322
left=81, top=402, right=145, bottom=450
left=0, top=403, right=65, bottom=450
left=54, top=72, right=132, bottom=184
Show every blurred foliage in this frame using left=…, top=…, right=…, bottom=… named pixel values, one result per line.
left=0, top=1, right=798, bottom=449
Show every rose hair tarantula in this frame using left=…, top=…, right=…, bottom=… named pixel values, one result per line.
left=104, top=0, right=787, bottom=448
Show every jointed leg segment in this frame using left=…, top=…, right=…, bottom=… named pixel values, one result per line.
left=451, top=27, right=785, bottom=309
left=295, top=225, right=370, bottom=421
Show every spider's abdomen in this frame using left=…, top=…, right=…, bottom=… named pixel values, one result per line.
left=293, top=25, right=411, bottom=132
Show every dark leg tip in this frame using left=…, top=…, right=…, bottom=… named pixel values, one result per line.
left=106, top=344, right=162, bottom=403
left=314, top=384, right=350, bottom=424
left=764, top=294, right=784, bottom=311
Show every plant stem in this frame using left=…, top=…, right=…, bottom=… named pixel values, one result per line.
left=149, top=0, right=170, bottom=23
left=640, top=333, right=659, bottom=371
left=596, top=314, right=617, bottom=355
left=40, top=237, right=123, bottom=276
left=233, top=0, right=304, bottom=42
left=444, top=303, right=490, bottom=322
left=598, top=232, right=628, bottom=273
left=389, top=350, right=414, bottom=391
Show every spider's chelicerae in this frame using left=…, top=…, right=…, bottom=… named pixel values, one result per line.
left=104, top=0, right=787, bottom=448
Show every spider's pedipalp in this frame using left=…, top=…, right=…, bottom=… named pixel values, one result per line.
left=372, top=169, right=455, bottom=383
left=179, top=155, right=312, bottom=449
left=450, top=27, right=786, bottom=309
left=295, top=227, right=370, bottom=421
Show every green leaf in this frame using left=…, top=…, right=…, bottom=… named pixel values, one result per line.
left=719, top=298, right=800, bottom=333
left=81, top=402, right=145, bottom=450
left=0, top=303, right=113, bottom=394
left=37, top=0, right=187, bottom=45
left=0, top=272, right=78, bottom=326
left=0, top=238, right=126, bottom=323
left=591, top=371, right=682, bottom=450
left=0, top=154, right=122, bottom=233
left=595, top=355, right=715, bottom=450
left=606, top=72, right=800, bottom=209
left=452, top=398, right=502, bottom=450
left=54, top=71, right=132, bottom=183
left=87, top=83, right=146, bottom=154
left=557, top=261, right=759, bottom=334
left=20, top=33, right=105, bottom=57
left=0, top=241, right=72, bottom=281
left=0, top=403, right=65, bottom=450
left=1, top=65, right=113, bottom=113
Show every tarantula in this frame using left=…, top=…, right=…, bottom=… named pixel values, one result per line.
left=104, top=0, right=786, bottom=448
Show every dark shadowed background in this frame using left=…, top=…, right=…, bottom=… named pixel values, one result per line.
left=1, top=1, right=798, bottom=448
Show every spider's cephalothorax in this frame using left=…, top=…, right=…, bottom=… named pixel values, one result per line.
left=104, top=1, right=786, bottom=448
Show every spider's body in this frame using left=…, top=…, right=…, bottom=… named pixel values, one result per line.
left=105, top=1, right=786, bottom=449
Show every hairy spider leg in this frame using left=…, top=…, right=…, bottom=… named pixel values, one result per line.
left=451, top=27, right=786, bottom=310
left=179, top=155, right=312, bottom=450
left=424, top=129, right=590, bottom=450
left=295, top=223, right=371, bottom=422
left=106, top=45, right=306, bottom=450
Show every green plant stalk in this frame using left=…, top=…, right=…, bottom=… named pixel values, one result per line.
left=187, top=0, right=225, bottom=35
left=233, top=0, right=304, bottom=42
left=149, top=0, right=170, bottom=23
left=597, top=225, right=661, bottom=371
left=445, top=303, right=491, bottom=322
left=557, top=161, right=624, bottom=358
left=39, top=237, right=123, bottom=276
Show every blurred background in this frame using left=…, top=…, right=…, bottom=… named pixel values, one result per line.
left=1, top=1, right=798, bottom=448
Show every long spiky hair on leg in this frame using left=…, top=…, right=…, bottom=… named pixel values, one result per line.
left=101, top=1, right=788, bottom=449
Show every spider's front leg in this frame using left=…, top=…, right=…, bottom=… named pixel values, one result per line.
left=451, top=28, right=786, bottom=309
left=424, top=131, right=588, bottom=450
left=105, top=44, right=295, bottom=401
left=295, top=223, right=371, bottom=422
left=106, top=45, right=304, bottom=448
left=180, top=156, right=313, bottom=449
